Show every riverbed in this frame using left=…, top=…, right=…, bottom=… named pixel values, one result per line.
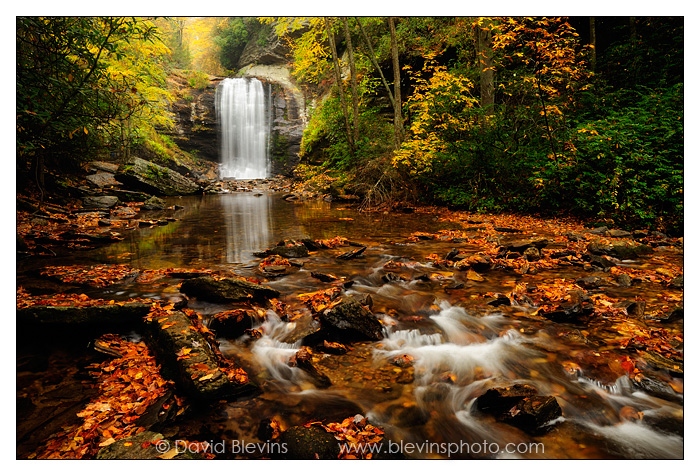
left=17, top=191, right=684, bottom=459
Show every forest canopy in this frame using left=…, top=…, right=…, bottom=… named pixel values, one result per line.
left=15, top=16, right=683, bottom=233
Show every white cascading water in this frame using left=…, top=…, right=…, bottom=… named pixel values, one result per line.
left=216, top=77, right=269, bottom=179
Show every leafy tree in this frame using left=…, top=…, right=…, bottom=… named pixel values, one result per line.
left=17, top=17, right=173, bottom=197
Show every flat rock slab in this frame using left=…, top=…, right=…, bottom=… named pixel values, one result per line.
left=17, top=302, right=152, bottom=330
left=145, top=311, right=257, bottom=401
left=180, top=276, right=280, bottom=303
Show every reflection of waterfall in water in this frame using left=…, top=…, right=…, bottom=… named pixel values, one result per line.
left=221, top=194, right=272, bottom=264
left=216, top=77, right=270, bottom=179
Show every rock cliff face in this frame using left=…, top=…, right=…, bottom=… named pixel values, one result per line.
left=167, top=73, right=222, bottom=164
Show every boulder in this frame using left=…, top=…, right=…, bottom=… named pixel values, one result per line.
left=475, top=384, right=538, bottom=414
left=209, top=309, right=258, bottom=338
left=321, top=296, right=384, bottom=341
left=274, top=425, right=339, bottom=459
left=179, top=276, right=279, bottom=303
left=115, top=158, right=200, bottom=196
left=475, top=384, right=562, bottom=434
left=82, top=195, right=119, bottom=209
left=500, top=396, right=562, bottom=434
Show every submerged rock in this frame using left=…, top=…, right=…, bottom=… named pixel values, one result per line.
left=179, top=276, right=279, bottom=303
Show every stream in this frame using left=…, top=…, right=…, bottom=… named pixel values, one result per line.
left=17, top=191, right=684, bottom=459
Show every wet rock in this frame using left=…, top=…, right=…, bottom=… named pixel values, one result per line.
left=289, top=347, right=331, bottom=388
left=503, top=238, right=549, bottom=253
left=475, top=384, right=562, bottom=434
left=494, top=226, right=522, bottom=233
left=585, top=253, right=617, bottom=271
left=523, top=246, right=541, bottom=262
left=145, top=311, right=257, bottom=401
left=631, top=374, right=683, bottom=403
left=274, top=425, right=339, bottom=459
left=337, top=246, right=367, bottom=260
left=669, top=275, right=683, bottom=289
left=115, top=158, right=200, bottom=196
left=318, top=296, right=384, bottom=342
left=500, top=396, right=562, bottom=434
left=179, top=276, right=279, bottom=303
left=575, top=276, right=605, bottom=289
left=209, top=309, right=258, bottom=338
left=270, top=241, right=309, bottom=258
left=539, top=302, right=594, bottom=322
left=616, top=272, right=632, bottom=287
left=382, top=272, right=404, bottom=283
left=311, top=271, right=342, bottom=283
left=454, top=254, right=492, bottom=272
left=551, top=249, right=578, bottom=259
left=318, top=340, right=351, bottom=355
left=638, top=350, right=683, bottom=376
left=475, top=384, right=538, bottom=414
left=587, top=239, right=653, bottom=259
left=141, top=196, right=167, bottom=210
left=660, top=307, right=683, bottom=323
left=619, top=300, right=646, bottom=318
left=82, top=195, right=119, bottom=209
left=487, top=294, right=511, bottom=307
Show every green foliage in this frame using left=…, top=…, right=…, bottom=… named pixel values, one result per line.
left=213, top=17, right=268, bottom=71
left=16, top=17, right=174, bottom=168
left=186, top=70, right=210, bottom=89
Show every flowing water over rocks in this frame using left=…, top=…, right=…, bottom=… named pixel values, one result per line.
left=16, top=191, right=683, bottom=459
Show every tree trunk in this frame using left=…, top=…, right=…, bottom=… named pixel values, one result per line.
left=355, top=18, right=396, bottom=110
left=589, top=17, right=597, bottom=72
left=342, top=17, right=359, bottom=145
left=324, top=17, right=354, bottom=153
left=477, top=19, right=495, bottom=118
left=388, top=17, right=404, bottom=149
left=629, top=16, right=637, bottom=42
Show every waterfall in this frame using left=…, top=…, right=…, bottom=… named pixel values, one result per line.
left=216, top=77, right=270, bottom=179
